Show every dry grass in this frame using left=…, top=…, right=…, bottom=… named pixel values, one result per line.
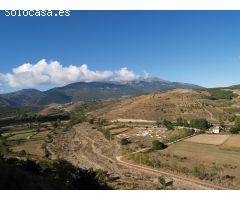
left=91, top=89, right=230, bottom=122
left=110, top=128, right=129, bottom=135
left=185, top=134, right=230, bottom=145
left=163, top=141, right=240, bottom=165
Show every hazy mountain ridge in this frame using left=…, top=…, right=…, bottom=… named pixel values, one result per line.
left=0, top=78, right=203, bottom=106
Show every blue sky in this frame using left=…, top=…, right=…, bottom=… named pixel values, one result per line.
left=1, top=10, right=240, bottom=92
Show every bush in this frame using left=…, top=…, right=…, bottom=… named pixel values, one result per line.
left=158, top=176, right=166, bottom=186
left=176, top=118, right=184, bottom=126
left=230, top=126, right=240, bottom=134
left=234, top=116, right=240, bottom=128
left=18, top=150, right=27, bottom=157
left=163, top=119, right=174, bottom=130
left=152, top=140, right=166, bottom=150
left=120, top=138, right=130, bottom=145
left=204, top=89, right=238, bottom=100
left=228, top=116, right=240, bottom=134
left=193, top=165, right=207, bottom=180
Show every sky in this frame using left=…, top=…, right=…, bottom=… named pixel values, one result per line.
left=1, top=10, right=240, bottom=93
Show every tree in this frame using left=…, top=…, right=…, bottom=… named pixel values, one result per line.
left=163, top=119, right=174, bottom=130
left=158, top=176, right=166, bottom=186
left=228, top=117, right=240, bottom=134
left=230, top=126, right=240, bottom=134
left=120, top=138, right=130, bottom=145
left=190, top=119, right=211, bottom=130
left=234, top=116, right=240, bottom=128
left=152, top=140, right=165, bottom=150
left=176, top=118, right=183, bottom=126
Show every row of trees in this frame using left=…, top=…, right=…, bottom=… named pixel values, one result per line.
left=158, top=118, right=212, bottom=131
left=230, top=116, right=240, bottom=134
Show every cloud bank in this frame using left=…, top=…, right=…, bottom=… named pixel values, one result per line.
left=0, top=59, right=139, bottom=88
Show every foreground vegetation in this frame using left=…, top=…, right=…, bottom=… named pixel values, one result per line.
left=0, top=157, right=111, bottom=189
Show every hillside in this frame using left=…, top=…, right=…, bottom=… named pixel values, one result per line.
left=0, top=78, right=202, bottom=106
left=91, top=88, right=240, bottom=123
left=0, top=89, right=43, bottom=106
left=0, top=97, right=16, bottom=107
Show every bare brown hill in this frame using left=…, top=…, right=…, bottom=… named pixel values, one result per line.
left=91, top=89, right=239, bottom=123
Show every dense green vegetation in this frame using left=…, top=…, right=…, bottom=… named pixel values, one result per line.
left=159, top=118, right=211, bottom=131
left=229, top=116, right=240, bottom=134
left=0, top=106, right=42, bottom=119
left=0, top=113, right=70, bottom=127
left=189, top=119, right=211, bottom=130
left=204, top=89, right=238, bottom=100
left=152, top=140, right=166, bottom=150
left=176, top=118, right=189, bottom=127
left=120, top=138, right=131, bottom=145
left=158, top=176, right=166, bottom=186
left=0, top=157, right=111, bottom=189
left=157, top=119, right=174, bottom=130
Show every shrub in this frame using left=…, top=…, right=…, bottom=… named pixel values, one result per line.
left=230, top=126, right=240, bottom=134
left=204, top=89, right=238, bottom=100
left=158, top=176, right=166, bottom=186
left=18, top=150, right=27, bottom=157
left=152, top=140, right=166, bottom=150
left=120, top=138, right=131, bottom=145
left=176, top=118, right=184, bottom=126
left=163, top=119, right=174, bottom=130
left=193, top=165, right=207, bottom=179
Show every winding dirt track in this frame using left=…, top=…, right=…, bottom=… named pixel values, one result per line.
left=115, top=155, right=227, bottom=190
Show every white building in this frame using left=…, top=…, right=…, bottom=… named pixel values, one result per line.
left=212, top=126, right=220, bottom=134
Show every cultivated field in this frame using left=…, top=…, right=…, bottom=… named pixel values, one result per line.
left=159, top=140, right=240, bottom=188
left=220, top=135, right=240, bottom=151
left=0, top=121, right=61, bottom=159
left=185, top=134, right=230, bottom=145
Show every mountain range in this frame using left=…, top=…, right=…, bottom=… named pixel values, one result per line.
left=0, top=77, right=202, bottom=107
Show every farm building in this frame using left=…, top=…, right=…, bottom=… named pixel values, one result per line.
left=212, top=126, right=220, bottom=134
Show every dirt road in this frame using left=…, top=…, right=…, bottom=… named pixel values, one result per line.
left=116, top=156, right=227, bottom=190
left=47, top=123, right=227, bottom=189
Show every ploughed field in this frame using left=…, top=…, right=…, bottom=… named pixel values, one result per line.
left=184, top=134, right=230, bottom=145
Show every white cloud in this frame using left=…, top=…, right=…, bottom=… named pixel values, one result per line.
left=0, top=59, right=139, bottom=88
